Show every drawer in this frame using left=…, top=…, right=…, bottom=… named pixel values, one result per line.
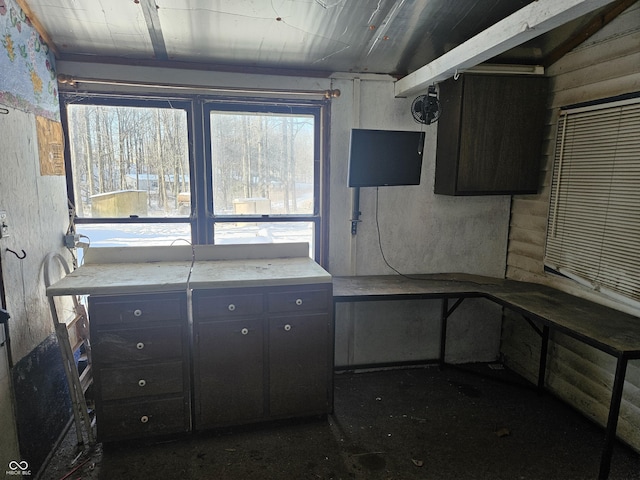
left=98, top=396, right=187, bottom=442
left=267, top=287, right=330, bottom=313
left=89, top=294, right=184, bottom=325
left=194, top=292, right=263, bottom=319
left=99, top=361, right=184, bottom=401
left=93, top=325, right=183, bottom=364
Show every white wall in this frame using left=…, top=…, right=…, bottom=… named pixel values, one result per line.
left=0, top=106, right=70, bottom=471
left=0, top=109, right=70, bottom=361
left=328, top=75, right=510, bottom=367
left=57, top=61, right=512, bottom=367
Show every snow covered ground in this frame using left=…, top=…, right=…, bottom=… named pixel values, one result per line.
left=75, top=222, right=314, bottom=257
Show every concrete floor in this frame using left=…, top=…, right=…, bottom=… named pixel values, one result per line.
left=41, top=364, right=640, bottom=480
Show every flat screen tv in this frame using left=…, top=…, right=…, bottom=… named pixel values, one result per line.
left=348, top=128, right=424, bottom=187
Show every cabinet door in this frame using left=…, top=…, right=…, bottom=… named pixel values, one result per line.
left=195, top=319, right=264, bottom=428
left=435, top=74, right=547, bottom=195
left=457, top=75, right=547, bottom=193
left=268, top=313, right=330, bottom=417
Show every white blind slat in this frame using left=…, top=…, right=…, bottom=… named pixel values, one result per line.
left=545, top=97, right=640, bottom=304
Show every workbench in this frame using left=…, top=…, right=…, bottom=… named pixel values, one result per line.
left=332, top=274, right=640, bottom=480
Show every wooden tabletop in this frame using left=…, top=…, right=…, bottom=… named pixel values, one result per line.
left=333, top=274, right=640, bottom=357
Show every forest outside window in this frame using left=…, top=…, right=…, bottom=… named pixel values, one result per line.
left=62, top=95, right=326, bottom=260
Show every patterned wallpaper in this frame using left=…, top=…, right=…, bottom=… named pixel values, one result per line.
left=0, top=0, right=58, bottom=120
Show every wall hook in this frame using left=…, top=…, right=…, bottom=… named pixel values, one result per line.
left=6, top=248, right=26, bottom=259
left=0, top=107, right=9, bottom=115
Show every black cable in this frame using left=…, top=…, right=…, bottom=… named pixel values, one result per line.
left=374, top=187, right=409, bottom=278
left=375, top=188, right=450, bottom=283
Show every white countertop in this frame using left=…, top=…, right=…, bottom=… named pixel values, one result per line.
left=189, top=257, right=331, bottom=290
left=46, top=243, right=331, bottom=296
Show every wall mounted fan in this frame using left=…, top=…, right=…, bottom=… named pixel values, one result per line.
left=411, top=85, right=440, bottom=125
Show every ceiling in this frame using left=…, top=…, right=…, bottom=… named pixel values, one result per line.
left=19, top=0, right=627, bottom=79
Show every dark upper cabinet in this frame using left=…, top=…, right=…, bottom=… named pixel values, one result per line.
left=434, top=74, right=548, bottom=195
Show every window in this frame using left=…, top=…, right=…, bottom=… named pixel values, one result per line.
left=65, top=100, right=191, bottom=219
left=545, top=94, right=640, bottom=306
left=62, top=94, right=328, bottom=261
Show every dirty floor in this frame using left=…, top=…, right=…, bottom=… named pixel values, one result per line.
left=40, top=364, right=640, bottom=479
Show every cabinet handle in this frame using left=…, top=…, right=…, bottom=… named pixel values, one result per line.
left=295, top=298, right=303, bottom=306
left=136, top=342, right=145, bottom=350
left=284, top=324, right=292, bottom=332
left=138, top=379, right=146, bottom=387
left=140, top=415, right=149, bottom=424
left=228, top=304, right=236, bottom=312
left=133, top=309, right=143, bottom=317
left=241, top=328, right=249, bottom=335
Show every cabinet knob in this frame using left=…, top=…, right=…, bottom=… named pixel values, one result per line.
left=295, top=298, right=303, bottom=306
left=138, top=379, right=146, bottom=387
left=136, top=342, right=145, bottom=350
left=284, top=324, right=292, bottom=332
left=133, top=309, right=143, bottom=317
left=241, top=328, right=249, bottom=335
left=140, top=415, right=149, bottom=424
left=228, top=304, right=236, bottom=312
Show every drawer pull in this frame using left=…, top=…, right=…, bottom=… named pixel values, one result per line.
left=241, top=328, right=249, bottom=335
left=284, top=324, right=292, bottom=332
left=138, top=379, right=146, bottom=387
left=228, top=304, right=236, bottom=312
left=133, top=309, right=143, bottom=317
left=295, top=298, right=303, bottom=306
left=140, top=415, right=149, bottom=424
left=136, top=342, right=145, bottom=350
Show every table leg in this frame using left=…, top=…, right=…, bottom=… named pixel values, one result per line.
left=538, top=325, right=549, bottom=390
left=439, top=298, right=448, bottom=370
left=598, top=355, right=628, bottom=480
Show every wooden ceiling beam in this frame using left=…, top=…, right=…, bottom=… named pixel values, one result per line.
left=394, top=0, right=618, bottom=97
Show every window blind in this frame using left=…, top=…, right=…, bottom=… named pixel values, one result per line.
left=545, top=96, right=640, bottom=306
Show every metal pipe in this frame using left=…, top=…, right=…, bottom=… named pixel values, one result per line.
left=350, top=187, right=361, bottom=235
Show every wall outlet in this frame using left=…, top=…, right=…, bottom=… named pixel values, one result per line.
left=0, top=211, right=8, bottom=239
left=64, top=233, right=80, bottom=248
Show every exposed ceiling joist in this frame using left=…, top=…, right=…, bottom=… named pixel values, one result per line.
left=394, top=0, right=618, bottom=97
left=140, top=0, right=168, bottom=61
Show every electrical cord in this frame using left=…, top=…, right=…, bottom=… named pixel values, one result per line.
left=374, top=187, right=410, bottom=278
left=375, top=187, right=402, bottom=275
left=374, top=187, right=451, bottom=283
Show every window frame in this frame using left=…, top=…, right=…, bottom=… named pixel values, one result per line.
left=60, top=92, right=330, bottom=264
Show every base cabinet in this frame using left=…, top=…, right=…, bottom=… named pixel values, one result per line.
left=89, top=282, right=333, bottom=441
left=89, top=292, right=190, bottom=442
left=193, top=283, right=333, bottom=429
